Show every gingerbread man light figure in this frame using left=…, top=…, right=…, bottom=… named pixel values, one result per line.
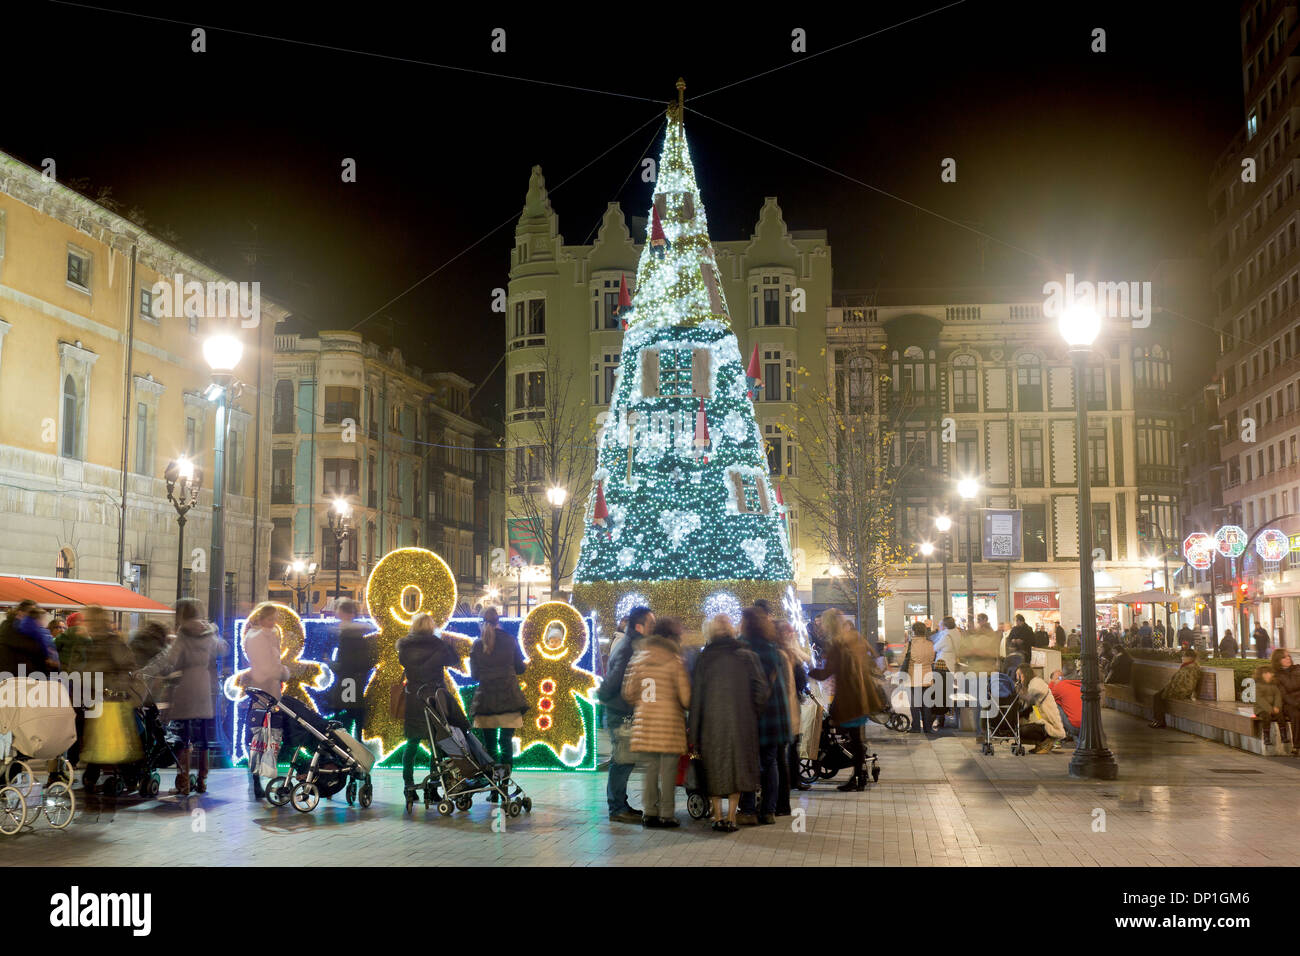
left=515, top=601, right=597, bottom=762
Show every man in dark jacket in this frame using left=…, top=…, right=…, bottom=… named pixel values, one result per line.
left=1217, top=630, right=1238, bottom=658
left=397, top=617, right=460, bottom=800
left=1105, top=646, right=1134, bottom=685
left=1008, top=615, right=1034, bottom=655
left=597, top=605, right=654, bottom=823
left=329, top=598, right=377, bottom=738
left=1253, top=626, right=1271, bottom=659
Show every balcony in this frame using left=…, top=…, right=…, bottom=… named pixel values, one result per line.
left=272, top=484, right=293, bottom=505
left=1020, top=469, right=1044, bottom=488
left=1133, top=387, right=1178, bottom=412
left=1136, top=464, right=1179, bottom=487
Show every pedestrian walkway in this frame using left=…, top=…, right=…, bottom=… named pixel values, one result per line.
left=9, top=710, right=1298, bottom=866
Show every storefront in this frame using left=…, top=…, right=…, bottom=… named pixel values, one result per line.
left=951, top=590, right=999, bottom=630
left=1013, top=590, right=1060, bottom=631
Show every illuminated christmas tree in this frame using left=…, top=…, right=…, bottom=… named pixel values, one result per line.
left=573, top=81, right=793, bottom=631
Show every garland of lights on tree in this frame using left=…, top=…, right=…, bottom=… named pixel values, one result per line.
left=573, top=81, right=794, bottom=635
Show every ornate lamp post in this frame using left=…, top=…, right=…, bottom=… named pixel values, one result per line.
left=545, top=484, right=567, bottom=600
left=934, top=514, right=952, bottom=618
left=202, top=332, right=243, bottom=635
left=1060, top=302, right=1119, bottom=780
left=164, top=456, right=203, bottom=602
left=957, top=477, right=980, bottom=630
left=283, top=559, right=318, bottom=617
left=328, top=497, right=352, bottom=613
left=919, top=541, right=935, bottom=622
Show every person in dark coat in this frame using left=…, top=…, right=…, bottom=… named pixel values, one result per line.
left=397, top=612, right=459, bottom=799
left=1032, top=625, right=1050, bottom=649
left=1053, top=623, right=1067, bottom=648
left=597, top=605, right=654, bottom=824
left=688, top=615, right=768, bottom=833
left=1105, top=644, right=1134, bottom=685
left=1008, top=615, right=1034, bottom=656
left=1218, top=629, right=1238, bottom=658
left=1253, top=626, right=1271, bottom=660
left=328, top=598, right=377, bottom=738
left=163, top=599, right=227, bottom=794
left=1269, top=649, right=1300, bottom=756
left=737, top=606, right=790, bottom=826
left=809, top=609, right=885, bottom=791
left=469, top=606, right=527, bottom=792
left=0, top=601, right=58, bottom=677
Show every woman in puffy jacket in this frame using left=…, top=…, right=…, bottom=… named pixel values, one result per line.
left=469, top=606, right=527, bottom=792
left=622, top=617, right=690, bottom=828
left=241, top=602, right=288, bottom=799
left=1269, top=649, right=1300, bottom=756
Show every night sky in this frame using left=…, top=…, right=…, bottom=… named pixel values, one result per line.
left=10, top=1, right=1243, bottom=417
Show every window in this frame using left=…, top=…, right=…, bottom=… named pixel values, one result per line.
left=273, top=380, right=294, bottom=433
left=1088, top=428, right=1108, bottom=485
left=1138, top=495, right=1179, bottom=547
left=835, top=351, right=873, bottom=414
left=955, top=430, right=978, bottom=477
left=593, top=351, right=621, bottom=405
left=1092, top=503, right=1112, bottom=560
left=61, top=375, right=78, bottom=459
left=272, top=449, right=293, bottom=503
left=1023, top=504, right=1047, bottom=562
left=270, top=518, right=292, bottom=578
left=513, top=446, right=543, bottom=489
left=140, top=287, right=154, bottom=321
left=1019, top=428, right=1044, bottom=486
left=322, top=529, right=358, bottom=571
left=763, top=287, right=781, bottom=325
left=511, top=298, right=547, bottom=345
left=1083, top=362, right=1106, bottom=409
left=659, top=349, right=693, bottom=397
left=514, top=371, right=546, bottom=410
left=55, top=548, right=74, bottom=579
left=185, top=415, right=197, bottom=456
left=1133, top=345, right=1172, bottom=390
left=951, top=355, right=977, bottom=411
left=528, top=299, right=545, bottom=335
left=66, top=248, right=91, bottom=291
left=1016, top=354, right=1042, bottom=411
left=134, top=401, right=149, bottom=475
left=764, top=423, right=792, bottom=476
left=1136, top=418, right=1176, bottom=479
left=323, top=457, right=359, bottom=496
left=323, top=386, right=359, bottom=425
left=903, top=427, right=931, bottom=467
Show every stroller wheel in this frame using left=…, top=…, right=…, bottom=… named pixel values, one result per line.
left=981, top=743, right=993, bottom=755
left=887, top=713, right=910, bottom=733
left=345, top=779, right=358, bottom=806
left=265, top=776, right=292, bottom=808
left=796, top=758, right=818, bottom=786
left=290, top=782, right=320, bottom=813
left=436, top=799, right=454, bottom=816
left=816, top=763, right=837, bottom=780
left=455, top=796, right=473, bottom=811
left=43, top=782, right=74, bottom=829
left=686, top=791, right=708, bottom=820
left=522, top=797, right=532, bottom=814
left=359, top=781, right=373, bottom=809
left=1014, top=745, right=1026, bottom=757
left=8, top=761, right=34, bottom=796
left=139, top=774, right=160, bottom=799
left=508, top=798, right=523, bottom=818
left=0, top=786, right=27, bottom=835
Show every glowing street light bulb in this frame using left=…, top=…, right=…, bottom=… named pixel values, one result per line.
left=1059, top=301, right=1102, bottom=348
left=934, top=515, right=952, bottom=533
left=333, top=497, right=351, bottom=517
left=202, top=333, right=244, bottom=372
left=546, top=485, right=568, bottom=508
left=920, top=542, right=935, bottom=557
left=957, top=478, right=979, bottom=500
left=177, top=456, right=194, bottom=480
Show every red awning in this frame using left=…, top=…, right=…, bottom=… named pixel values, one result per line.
left=0, top=576, right=173, bottom=614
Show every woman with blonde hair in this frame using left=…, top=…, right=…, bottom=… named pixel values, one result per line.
left=397, top=611, right=459, bottom=802
left=242, top=601, right=287, bottom=800
left=808, top=609, right=884, bottom=792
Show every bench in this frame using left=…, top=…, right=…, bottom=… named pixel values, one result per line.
left=1104, top=660, right=1265, bottom=754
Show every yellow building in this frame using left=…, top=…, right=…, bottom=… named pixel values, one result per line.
left=0, top=150, right=283, bottom=617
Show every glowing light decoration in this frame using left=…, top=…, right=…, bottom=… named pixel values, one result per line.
left=513, top=601, right=597, bottom=765
left=783, top=584, right=810, bottom=649
left=1183, top=531, right=1214, bottom=570
left=1256, top=528, right=1289, bottom=563
left=1215, top=525, right=1248, bottom=558
left=615, top=592, right=650, bottom=622
left=701, top=590, right=742, bottom=627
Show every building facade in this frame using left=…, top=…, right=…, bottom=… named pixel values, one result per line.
left=1203, top=0, right=1300, bottom=650
left=268, top=327, right=501, bottom=612
left=824, top=287, right=1183, bottom=643
left=0, top=150, right=282, bottom=618
left=506, top=166, right=832, bottom=599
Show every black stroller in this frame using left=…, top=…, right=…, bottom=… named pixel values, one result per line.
left=979, top=671, right=1025, bottom=756
left=250, top=689, right=375, bottom=812
left=797, top=712, right=880, bottom=786
left=406, top=684, right=532, bottom=820
left=83, top=673, right=184, bottom=798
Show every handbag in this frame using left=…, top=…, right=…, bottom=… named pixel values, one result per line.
left=248, top=713, right=282, bottom=778
left=675, top=753, right=692, bottom=788
left=389, top=679, right=407, bottom=722
left=611, top=715, right=634, bottom=764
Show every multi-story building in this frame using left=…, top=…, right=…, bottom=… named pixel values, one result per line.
left=506, top=165, right=832, bottom=597
left=0, top=149, right=282, bottom=618
left=1205, top=1, right=1300, bottom=649
left=268, top=326, right=502, bottom=611
left=824, top=286, right=1182, bottom=642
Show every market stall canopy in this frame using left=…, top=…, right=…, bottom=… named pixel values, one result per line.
left=1111, top=589, right=1180, bottom=605
left=0, top=576, right=173, bottom=614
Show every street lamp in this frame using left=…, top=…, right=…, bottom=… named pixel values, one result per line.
left=1059, top=301, right=1118, bottom=780
left=283, top=558, right=318, bottom=617
left=203, top=333, right=243, bottom=640
left=545, top=484, right=567, bottom=600
left=919, top=541, right=935, bottom=622
left=328, top=497, right=352, bottom=614
left=164, top=456, right=203, bottom=602
left=957, top=477, right=979, bottom=631
left=934, top=514, right=952, bottom=618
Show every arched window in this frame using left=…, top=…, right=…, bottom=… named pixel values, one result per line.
left=55, top=547, right=74, bottom=579
left=61, top=375, right=78, bottom=458
left=900, top=346, right=926, bottom=395
left=1016, top=353, right=1042, bottom=411
left=1133, top=344, right=1171, bottom=390
left=835, top=349, right=873, bottom=414
left=951, top=353, right=978, bottom=411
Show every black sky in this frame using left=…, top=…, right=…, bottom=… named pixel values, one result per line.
left=9, top=1, right=1243, bottom=417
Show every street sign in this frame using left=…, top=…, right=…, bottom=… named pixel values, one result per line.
left=981, top=509, right=1021, bottom=561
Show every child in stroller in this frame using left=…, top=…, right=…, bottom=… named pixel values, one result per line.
left=251, top=689, right=375, bottom=813
left=406, top=683, right=532, bottom=820
left=796, top=684, right=881, bottom=787
left=979, top=671, right=1025, bottom=755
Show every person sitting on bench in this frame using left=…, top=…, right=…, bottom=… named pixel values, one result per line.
left=1149, top=648, right=1202, bottom=729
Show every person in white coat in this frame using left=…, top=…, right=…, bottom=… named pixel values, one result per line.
left=242, top=602, right=289, bottom=799
left=1013, top=663, right=1066, bottom=753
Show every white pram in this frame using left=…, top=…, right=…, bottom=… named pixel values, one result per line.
left=0, top=677, right=77, bottom=834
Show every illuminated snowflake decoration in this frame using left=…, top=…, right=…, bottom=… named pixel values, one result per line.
left=616, top=592, right=651, bottom=621
left=702, top=590, right=742, bottom=627
left=617, top=547, right=635, bottom=569
left=659, top=510, right=701, bottom=549
left=741, top=538, right=768, bottom=569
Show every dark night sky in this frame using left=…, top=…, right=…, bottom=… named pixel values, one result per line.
left=10, top=1, right=1243, bottom=417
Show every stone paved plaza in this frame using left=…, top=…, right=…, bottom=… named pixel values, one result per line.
left=6, top=710, right=1298, bottom=867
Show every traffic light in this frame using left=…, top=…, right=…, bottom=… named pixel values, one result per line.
left=1235, top=581, right=1249, bottom=606
left=1137, top=515, right=1151, bottom=541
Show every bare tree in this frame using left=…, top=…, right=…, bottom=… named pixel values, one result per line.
left=509, top=347, right=597, bottom=599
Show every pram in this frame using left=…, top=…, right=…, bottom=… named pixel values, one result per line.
left=980, top=671, right=1025, bottom=756
left=84, top=674, right=183, bottom=798
left=407, top=684, right=532, bottom=820
left=0, top=677, right=77, bottom=834
left=868, top=671, right=913, bottom=732
left=797, top=684, right=880, bottom=786
left=251, top=689, right=375, bottom=813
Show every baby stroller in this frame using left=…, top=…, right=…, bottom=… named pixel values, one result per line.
left=980, top=671, right=1024, bottom=756
left=84, top=674, right=182, bottom=798
left=0, top=677, right=77, bottom=834
left=407, top=684, right=532, bottom=820
left=797, top=685, right=880, bottom=786
left=868, top=671, right=913, bottom=732
left=251, top=689, right=374, bottom=813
